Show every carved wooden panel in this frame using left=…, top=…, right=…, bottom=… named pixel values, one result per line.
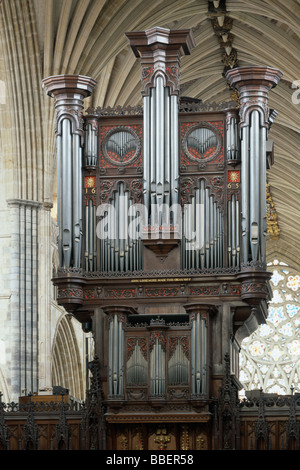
left=180, top=118, right=225, bottom=171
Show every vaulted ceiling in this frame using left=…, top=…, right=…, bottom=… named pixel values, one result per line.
left=0, top=0, right=299, bottom=268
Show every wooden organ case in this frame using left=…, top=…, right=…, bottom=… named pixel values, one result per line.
left=42, top=27, right=282, bottom=450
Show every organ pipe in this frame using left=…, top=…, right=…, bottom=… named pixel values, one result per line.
left=56, top=117, right=84, bottom=269
left=191, top=313, right=207, bottom=395
left=108, top=315, right=125, bottom=396
left=238, top=109, right=267, bottom=264
left=85, top=199, right=97, bottom=271
left=168, top=341, right=189, bottom=385
left=260, top=126, right=267, bottom=259
left=171, top=94, right=179, bottom=225
left=225, top=66, right=283, bottom=264
left=143, top=78, right=178, bottom=225
left=84, top=119, right=98, bottom=168
left=98, top=183, right=143, bottom=272
left=143, top=95, right=150, bottom=211
left=181, top=180, right=224, bottom=270
left=227, top=194, right=241, bottom=268
left=56, top=134, right=62, bottom=266
left=250, top=110, right=260, bottom=262
left=226, top=112, right=240, bottom=161
left=127, top=342, right=147, bottom=385
left=150, top=338, right=166, bottom=396
left=62, top=118, right=73, bottom=268
left=42, top=74, right=97, bottom=269
left=241, top=125, right=250, bottom=264
left=125, top=28, right=196, bottom=229
left=73, top=134, right=82, bottom=268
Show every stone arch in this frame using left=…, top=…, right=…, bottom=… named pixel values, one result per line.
left=51, top=315, right=85, bottom=400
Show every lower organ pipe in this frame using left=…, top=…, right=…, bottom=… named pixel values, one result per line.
left=150, top=339, right=165, bottom=396
left=108, top=316, right=124, bottom=396
left=191, top=313, right=207, bottom=395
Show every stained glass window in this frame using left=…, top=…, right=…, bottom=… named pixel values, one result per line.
left=239, top=259, right=300, bottom=396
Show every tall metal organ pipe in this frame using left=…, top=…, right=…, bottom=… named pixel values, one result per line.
left=126, top=342, right=147, bottom=385
left=108, top=315, right=125, bottom=396
left=98, top=183, right=143, bottom=272
left=226, top=112, right=240, bottom=162
left=143, top=76, right=179, bottom=225
left=181, top=180, right=224, bottom=270
left=73, top=134, right=83, bottom=268
left=225, top=66, right=283, bottom=265
left=61, top=118, right=73, bottom=268
left=168, top=341, right=189, bottom=385
left=239, top=110, right=266, bottom=264
left=42, top=74, right=97, bottom=269
left=150, top=337, right=166, bottom=396
left=227, top=194, right=240, bottom=268
left=241, top=125, right=250, bottom=264
left=126, top=28, right=195, bottom=246
left=191, top=313, right=207, bottom=395
left=84, top=120, right=98, bottom=167
left=85, top=199, right=97, bottom=271
left=56, top=118, right=83, bottom=269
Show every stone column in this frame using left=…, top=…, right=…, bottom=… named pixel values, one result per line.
left=37, top=202, right=55, bottom=393
left=7, top=199, right=41, bottom=400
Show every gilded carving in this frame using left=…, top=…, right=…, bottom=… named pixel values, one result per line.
left=135, top=426, right=144, bottom=450
left=154, top=427, right=171, bottom=450
left=180, top=425, right=190, bottom=450
left=120, top=435, right=128, bottom=450
left=196, top=432, right=207, bottom=450
left=266, top=183, right=280, bottom=239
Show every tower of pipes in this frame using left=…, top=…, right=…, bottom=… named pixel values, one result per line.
left=43, top=27, right=282, bottom=450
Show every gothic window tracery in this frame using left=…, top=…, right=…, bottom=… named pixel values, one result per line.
left=239, top=259, right=300, bottom=395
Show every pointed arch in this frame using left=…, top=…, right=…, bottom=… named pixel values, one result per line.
left=51, top=315, right=85, bottom=400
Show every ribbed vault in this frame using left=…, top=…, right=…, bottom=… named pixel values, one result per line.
left=0, top=0, right=299, bottom=267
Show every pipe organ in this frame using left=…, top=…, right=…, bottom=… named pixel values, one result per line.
left=43, top=27, right=282, bottom=450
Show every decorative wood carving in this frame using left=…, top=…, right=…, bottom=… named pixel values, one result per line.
left=126, top=27, right=195, bottom=96
left=226, top=67, right=283, bottom=128
left=42, top=75, right=97, bottom=142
